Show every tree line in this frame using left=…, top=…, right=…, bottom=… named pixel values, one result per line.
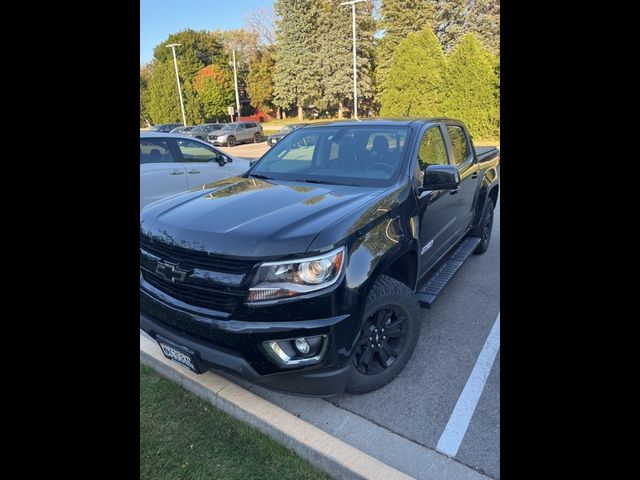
left=140, top=0, right=499, bottom=139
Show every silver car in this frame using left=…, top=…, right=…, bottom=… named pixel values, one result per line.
left=140, top=132, right=251, bottom=209
left=189, top=123, right=225, bottom=141
left=208, top=122, right=264, bottom=147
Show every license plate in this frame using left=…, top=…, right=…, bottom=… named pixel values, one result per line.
left=158, top=341, right=198, bottom=373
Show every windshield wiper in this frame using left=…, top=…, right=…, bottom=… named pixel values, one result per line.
left=249, top=173, right=273, bottom=180
left=301, top=179, right=359, bottom=187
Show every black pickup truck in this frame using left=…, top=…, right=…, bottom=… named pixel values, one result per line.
left=140, top=119, right=499, bottom=396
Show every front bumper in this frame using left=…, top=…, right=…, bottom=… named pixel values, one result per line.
left=140, top=292, right=355, bottom=396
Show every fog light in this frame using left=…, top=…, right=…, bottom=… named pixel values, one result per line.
left=262, top=335, right=328, bottom=367
left=294, top=338, right=310, bottom=355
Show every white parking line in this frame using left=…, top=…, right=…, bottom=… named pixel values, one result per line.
left=436, top=312, right=500, bottom=457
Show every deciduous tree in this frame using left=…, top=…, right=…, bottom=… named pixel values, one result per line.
left=193, top=64, right=235, bottom=120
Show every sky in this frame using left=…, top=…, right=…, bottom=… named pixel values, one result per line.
left=140, top=0, right=274, bottom=65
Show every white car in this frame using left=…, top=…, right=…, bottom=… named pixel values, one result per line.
left=140, top=132, right=251, bottom=209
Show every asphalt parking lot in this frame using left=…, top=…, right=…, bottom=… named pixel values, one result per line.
left=218, top=140, right=271, bottom=160
left=191, top=140, right=500, bottom=478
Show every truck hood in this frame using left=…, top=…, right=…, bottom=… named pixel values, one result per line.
left=140, top=176, right=386, bottom=258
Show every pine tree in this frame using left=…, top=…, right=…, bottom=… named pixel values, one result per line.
left=443, top=33, right=499, bottom=138
left=380, top=27, right=447, bottom=117
left=315, top=0, right=375, bottom=118
left=375, top=0, right=436, bottom=99
left=272, top=0, right=323, bottom=120
left=430, top=0, right=500, bottom=54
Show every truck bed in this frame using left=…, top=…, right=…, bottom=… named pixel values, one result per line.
left=475, top=146, right=499, bottom=163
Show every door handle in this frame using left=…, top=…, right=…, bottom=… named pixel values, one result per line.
left=450, top=187, right=460, bottom=195
left=471, top=172, right=479, bottom=179
left=170, top=170, right=184, bottom=175
left=187, top=170, right=200, bottom=174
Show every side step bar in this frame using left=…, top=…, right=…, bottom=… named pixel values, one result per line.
left=415, top=237, right=482, bottom=308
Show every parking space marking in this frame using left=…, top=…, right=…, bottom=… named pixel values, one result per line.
left=436, top=312, right=500, bottom=458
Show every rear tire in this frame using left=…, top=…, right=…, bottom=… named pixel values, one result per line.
left=227, top=136, right=236, bottom=147
left=346, top=275, right=422, bottom=394
left=253, top=133, right=262, bottom=143
left=471, top=197, right=495, bottom=254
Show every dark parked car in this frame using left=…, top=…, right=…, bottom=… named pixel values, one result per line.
left=267, top=123, right=308, bottom=148
left=149, top=123, right=182, bottom=133
left=170, top=126, right=194, bottom=134
left=140, top=119, right=499, bottom=396
left=189, top=123, right=225, bottom=141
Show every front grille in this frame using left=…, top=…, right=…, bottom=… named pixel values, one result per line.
left=140, top=237, right=257, bottom=313
left=141, top=238, right=256, bottom=274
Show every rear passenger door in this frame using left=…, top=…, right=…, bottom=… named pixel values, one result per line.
left=236, top=123, right=249, bottom=142
left=445, top=124, right=480, bottom=234
left=140, top=137, right=187, bottom=209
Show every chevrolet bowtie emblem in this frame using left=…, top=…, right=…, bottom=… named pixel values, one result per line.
left=155, top=260, right=189, bottom=283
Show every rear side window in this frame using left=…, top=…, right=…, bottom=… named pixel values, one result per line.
left=140, top=139, right=176, bottom=164
left=447, top=126, right=471, bottom=166
left=417, top=127, right=448, bottom=170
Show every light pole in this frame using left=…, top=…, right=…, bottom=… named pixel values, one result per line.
left=166, top=43, right=187, bottom=126
left=232, top=50, right=241, bottom=121
left=340, top=0, right=366, bottom=119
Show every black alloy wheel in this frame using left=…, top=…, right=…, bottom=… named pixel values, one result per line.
left=353, top=305, right=408, bottom=376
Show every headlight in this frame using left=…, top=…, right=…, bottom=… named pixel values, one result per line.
left=247, top=246, right=345, bottom=303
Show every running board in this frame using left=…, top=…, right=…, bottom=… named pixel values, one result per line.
left=415, top=237, right=482, bottom=308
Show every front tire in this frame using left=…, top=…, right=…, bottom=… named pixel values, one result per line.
left=227, top=136, right=236, bottom=147
left=346, top=275, right=422, bottom=394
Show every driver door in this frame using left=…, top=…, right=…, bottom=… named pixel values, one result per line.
left=415, top=125, right=460, bottom=275
left=173, top=138, right=236, bottom=188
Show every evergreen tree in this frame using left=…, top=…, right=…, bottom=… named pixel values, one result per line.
left=375, top=0, right=435, bottom=99
left=443, top=34, right=499, bottom=138
left=140, top=63, right=152, bottom=127
left=380, top=27, right=446, bottom=117
left=430, top=0, right=500, bottom=54
left=272, top=0, right=323, bottom=120
left=183, top=81, right=205, bottom=125
left=316, top=0, right=375, bottom=118
left=146, top=60, right=183, bottom=124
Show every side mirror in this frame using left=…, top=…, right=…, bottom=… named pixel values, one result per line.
left=216, top=155, right=230, bottom=166
left=422, top=165, right=460, bottom=191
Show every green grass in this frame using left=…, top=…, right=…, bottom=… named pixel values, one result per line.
left=140, top=365, right=330, bottom=480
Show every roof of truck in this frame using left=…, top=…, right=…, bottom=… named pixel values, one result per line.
left=300, top=118, right=461, bottom=128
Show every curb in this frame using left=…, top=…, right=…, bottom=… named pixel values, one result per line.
left=140, top=333, right=414, bottom=480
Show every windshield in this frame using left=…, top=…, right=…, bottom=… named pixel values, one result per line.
left=250, top=126, right=410, bottom=187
